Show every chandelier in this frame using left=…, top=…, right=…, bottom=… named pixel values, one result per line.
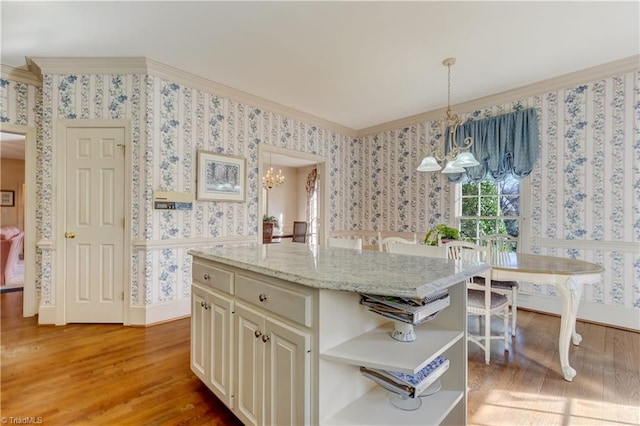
left=417, top=57, right=479, bottom=173
left=262, top=154, right=285, bottom=189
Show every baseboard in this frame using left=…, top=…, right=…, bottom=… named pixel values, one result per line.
left=38, top=305, right=57, bottom=325
left=518, top=292, right=640, bottom=331
left=129, top=298, right=191, bottom=326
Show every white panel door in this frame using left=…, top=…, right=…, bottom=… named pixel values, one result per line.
left=65, top=127, right=125, bottom=323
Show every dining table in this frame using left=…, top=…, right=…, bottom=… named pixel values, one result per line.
left=489, top=252, right=604, bottom=381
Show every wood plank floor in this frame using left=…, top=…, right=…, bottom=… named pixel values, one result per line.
left=2, top=290, right=638, bottom=425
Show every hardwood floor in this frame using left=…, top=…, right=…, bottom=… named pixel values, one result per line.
left=2, top=291, right=638, bottom=425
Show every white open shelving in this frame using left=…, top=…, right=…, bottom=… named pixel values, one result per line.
left=321, top=322, right=463, bottom=374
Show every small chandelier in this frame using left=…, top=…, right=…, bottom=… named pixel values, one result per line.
left=262, top=154, right=285, bottom=189
left=417, top=57, right=479, bottom=173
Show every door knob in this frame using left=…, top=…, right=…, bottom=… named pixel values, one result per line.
left=65, top=232, right=76, bottom=239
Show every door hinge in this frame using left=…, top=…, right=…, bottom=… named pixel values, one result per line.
left=117, top=143, right=125, bottom=154
left=121, top=291, right=125, bottom=301
left=122, top=218, right=125, bottom=228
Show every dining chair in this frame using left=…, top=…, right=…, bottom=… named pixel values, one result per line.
left=443, top=240, right=509, bottom=364
left=378, top=236, right=417, bottom=252
left=326, top=236, right=363, bottom=250
left=387, top=243, right=445, bottom=258
left=292, top=221, right=308, bottom=243
left=479, top=234, right=520, bottom=336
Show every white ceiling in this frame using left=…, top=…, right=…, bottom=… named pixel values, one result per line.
left=1, top=1, right=639, bottom=131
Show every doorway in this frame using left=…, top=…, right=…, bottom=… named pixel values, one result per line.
left=258, top=146, right=328, bottom=246
left=0, top=124, right=36, bottom=317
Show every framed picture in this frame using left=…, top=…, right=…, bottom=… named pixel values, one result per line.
left=1, top=190, right=15, bottom=207
left=196, top=150, right=246, bottom=202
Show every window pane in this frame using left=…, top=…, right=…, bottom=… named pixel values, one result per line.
left=460, top=219, right=477, bottom=241
left=504, top=219, right=519, bottom=238
left=498, top=176, right=520, bottom=195
left=462, top=183, right=478, bottom=196
left=461, top=197, right=478, bottom=216
left=480, top=196, right=499, bottom=216
left=478, top=219, right=497, bottom=236
left=500, top=195, right=520, bottom=216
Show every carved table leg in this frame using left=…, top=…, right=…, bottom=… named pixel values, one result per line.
left=557, top=277, right=583, bottom=381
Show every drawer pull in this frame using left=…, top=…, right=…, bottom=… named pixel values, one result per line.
left=254, top=330, right=262, bottom=338
left=200, top=301, right=205, bottom=308
left=203, top=274, right=210, bottom=280
left=262, top=334, right=271, bottom=343
left=258, top=294, right=268, bottom=302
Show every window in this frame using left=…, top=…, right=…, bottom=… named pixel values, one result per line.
left=457, top=174, right=521, bottom=244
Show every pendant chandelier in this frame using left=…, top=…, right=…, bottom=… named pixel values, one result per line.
left=262, top=154, right=285, bottom=189
left=417, top=57, right=479, bottom=173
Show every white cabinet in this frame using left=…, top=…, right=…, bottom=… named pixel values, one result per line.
left=191, top=259, right=313, bottom=426
left=234, top=301, right=311, bottom=426
left=191, top=282, right=234, bottom=407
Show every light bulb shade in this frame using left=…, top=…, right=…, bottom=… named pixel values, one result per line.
left=417, top=156, right=442, bottom=172
left=453, top=151, right=480, bottom=167
left=441, top=160, right=466, bottom=174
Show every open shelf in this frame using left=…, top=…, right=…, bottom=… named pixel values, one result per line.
left=321, top=386, right=463, bottom=426
left=320, top=322, right=463, bottom=374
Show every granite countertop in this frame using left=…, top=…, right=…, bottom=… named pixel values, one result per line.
left=188, top=242, right=489, bottom=299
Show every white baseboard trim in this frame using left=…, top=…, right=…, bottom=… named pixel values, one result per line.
left=129, top=298, right=191, bottom=326
left=38, top=305, right=57, bottom=325
left=518, top=292, right=640, bottom=331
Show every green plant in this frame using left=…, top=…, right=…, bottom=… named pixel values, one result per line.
left=424, top=224, right=459, bottom=246
left=263, top=215, right=279, bottom=229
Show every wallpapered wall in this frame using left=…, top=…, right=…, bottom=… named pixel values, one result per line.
left=357, top=71, right=639, bottom=310
left=1, top=66, right=638, bottom=318
left=0, top=73, right=356, bottom=311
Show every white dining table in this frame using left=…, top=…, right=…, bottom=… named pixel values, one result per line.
left=490, top=252, right=604, bottom=381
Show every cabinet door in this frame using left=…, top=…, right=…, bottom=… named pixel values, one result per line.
left=207, top=289, right=234, bottom=407
left=191, top=285, right=209, bottom=382
left=234, top=302, right=265, bottom=426
left=264, top=317, right=311, bottom=426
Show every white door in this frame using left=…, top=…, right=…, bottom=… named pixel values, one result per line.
left=65, top=127, right=125, bottom=323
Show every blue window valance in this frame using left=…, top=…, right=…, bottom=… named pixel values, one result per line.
left=448, top=108, right=539, bottom=183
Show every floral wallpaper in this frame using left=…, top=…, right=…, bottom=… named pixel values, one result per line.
left=1, top=71, right=356, bottom=314
left=1, top=63, right=637, bottom=320
left=356, top=71, right=639, bottom=311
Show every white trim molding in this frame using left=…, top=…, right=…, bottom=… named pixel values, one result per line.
left=25, top=56, right=357, bottom=138
left=518, top=293, right=640, bottom=332
left=357, top=54, right=640, bottom=137
left=129, top=298, right=191, bottom=326
left=132, top=235, right=257, bottom=250
left=531, top=237, right=639, bottom=253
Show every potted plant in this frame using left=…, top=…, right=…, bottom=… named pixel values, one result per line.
left=263, top=215, right=280, bottom=230
left=424, top=224, right=459, bottom=246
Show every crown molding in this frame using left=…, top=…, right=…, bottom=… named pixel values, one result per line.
left=357, top=54, right=640, bottom=137
left=0, top=64, right=42, bottom=87
left=12, top=54, right=639, bottom=139
left=24, top=56, right=358, bottom=138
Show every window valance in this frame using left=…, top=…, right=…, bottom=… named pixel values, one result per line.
left=448, top=108, right=539, bottom=183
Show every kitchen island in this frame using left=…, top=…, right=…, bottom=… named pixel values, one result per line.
left=188, top=242, right=489, bottom=426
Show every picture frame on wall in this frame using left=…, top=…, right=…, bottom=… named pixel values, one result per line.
left=196, top=150, right=246, bottom=202
left=1, top=190, right=15, bottom=207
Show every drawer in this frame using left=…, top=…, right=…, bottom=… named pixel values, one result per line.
left=192, top=261, right=234, bottom=295
left=236, top=275, right=312, bottom=327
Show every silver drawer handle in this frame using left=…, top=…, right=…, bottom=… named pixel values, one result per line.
left=203, top=274, right=210, bottom=280
left=262, top=334, right=270, bottom=343
left=259, top=294, right=268, bottom=302
left=254, top=330, right=262, bottom=338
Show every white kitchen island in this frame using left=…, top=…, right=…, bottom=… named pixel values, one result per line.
left=188, top=242, right=489, bottom=426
